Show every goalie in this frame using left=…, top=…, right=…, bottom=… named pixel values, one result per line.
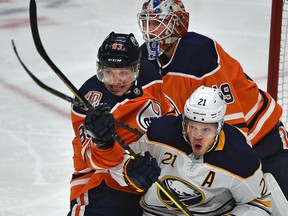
left=137, top=0, right=288, bottom=199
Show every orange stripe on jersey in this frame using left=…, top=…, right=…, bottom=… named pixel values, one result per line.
left=70, top=172, right=140, bottom=201
left=279, top=126, right=288, bottom=148
left=71, top=132, right=124, bottom=170
left=160, top=41, right=282, bottom=146
left=246, top=90, right=282, bottom=145
left=69, top=71, right=177, bottom=201
left=69, top=192, right=88, bottom=216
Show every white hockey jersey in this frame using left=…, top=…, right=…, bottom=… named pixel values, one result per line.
left=117, top=115, right=272, bottom=215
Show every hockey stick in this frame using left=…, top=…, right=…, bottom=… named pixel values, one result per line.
left=27, top=1, right=193, bottom=215
left=13, top=40, right=192, bottom=215
left=12, top=48, right=194, bottom=216
left=11, top=40, right=88, bottom=111
left=25, top=0, right=144, bottom=137
left=29, top=0, right=87, bottom=109
left=11, top=40, right=144, bottom=137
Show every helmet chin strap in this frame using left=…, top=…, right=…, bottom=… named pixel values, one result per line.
left=206, top=135, right=219, bottom=153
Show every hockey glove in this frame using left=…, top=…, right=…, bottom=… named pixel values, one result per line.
left=84, top=105, right=115, bottom=149
left=123, top=151, right=161, bottom=193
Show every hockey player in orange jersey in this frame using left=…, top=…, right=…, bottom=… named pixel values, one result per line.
left=137, top=0, right=288, bottom=198
left=67, top=32, right=175, bottom=216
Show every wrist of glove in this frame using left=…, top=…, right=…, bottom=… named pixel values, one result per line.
left=91, top=137, right=114, bottom=149
left=123, top=151, right=161, bottom=193
left=84, top=105, right=115, bottom=150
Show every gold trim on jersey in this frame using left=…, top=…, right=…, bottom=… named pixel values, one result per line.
left=214, top=130, right=225, bottom=151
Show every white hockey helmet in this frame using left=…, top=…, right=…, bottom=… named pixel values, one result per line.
left=184, top=86, right=226, bottom=134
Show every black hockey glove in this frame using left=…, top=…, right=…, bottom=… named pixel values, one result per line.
left=84, top=105, right=115, bottom=149
left=123, top=151, right=161, bottom=193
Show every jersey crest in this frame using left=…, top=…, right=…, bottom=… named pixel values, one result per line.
left=137, top=100, right=162, bottom=130
left=158, top=176, right=205, bottom=209
left=165, top=94, right=181, bottom=115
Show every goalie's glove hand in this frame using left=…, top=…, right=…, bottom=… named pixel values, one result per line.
left=123, top=151, right=161, bottom=193
left=84, top=104, right=115, bottom=149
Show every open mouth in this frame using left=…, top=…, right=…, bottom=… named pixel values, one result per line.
left=109, top=85, right=124, bottom=92
left=194, top=144, right=202, bottom=151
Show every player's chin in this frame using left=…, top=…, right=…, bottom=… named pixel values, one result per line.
left=192, top=144, right=205, bottom=155
left=107, top=85, right=125, bottom=94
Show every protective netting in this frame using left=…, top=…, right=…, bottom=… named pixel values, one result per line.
left=278, top=0, right=288, bottom=128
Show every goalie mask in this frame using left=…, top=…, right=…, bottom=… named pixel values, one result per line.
left=183, top=86, right=226, bottom=136
left=137, top=0, right=189, bottom=60
left=96, top=32, right=141, bottom=85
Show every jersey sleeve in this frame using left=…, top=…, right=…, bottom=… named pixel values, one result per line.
left=69, top=70, right=179, bottom=200
left=214, top=42, right=283, bottom=145
left=229, top=167, right=272, bottom=214
left=71, top=108, right=124, bottom=170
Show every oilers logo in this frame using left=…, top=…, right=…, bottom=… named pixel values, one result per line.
left=137, top=100, right=162, bottom=130
left=158, top=176, right=204, bottom=209
left=165, top=94, right=181, bottom=115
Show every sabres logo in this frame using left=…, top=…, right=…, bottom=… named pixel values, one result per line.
left=158, top=176, right=204, bottom=209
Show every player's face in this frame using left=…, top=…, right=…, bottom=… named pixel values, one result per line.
left=185, top=120, right=218, bottom=156
left=141, top=16, right=172, bottom=41
left=102, top=67, right=134, bottom=96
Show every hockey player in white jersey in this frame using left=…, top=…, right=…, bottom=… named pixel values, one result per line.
left=119, top=86, right=272, bottom=215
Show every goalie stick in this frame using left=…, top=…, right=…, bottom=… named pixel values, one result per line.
left=15, top=0, right=194, bottom=215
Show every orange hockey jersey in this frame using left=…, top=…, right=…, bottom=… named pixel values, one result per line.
left=69, top=60, right=175, bottom=200
left=140, top=32, right=282, bottom=146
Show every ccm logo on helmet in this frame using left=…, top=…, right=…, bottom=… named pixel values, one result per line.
left=108, top=58, right=122, bottom=63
